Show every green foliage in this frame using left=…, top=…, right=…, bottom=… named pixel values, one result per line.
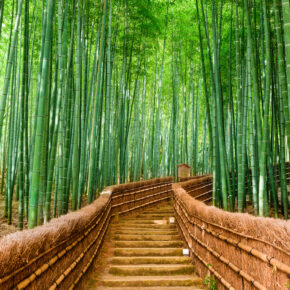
left=204, top=275, right=217, bottom=290
left=0, top=0, right=289, bottom=230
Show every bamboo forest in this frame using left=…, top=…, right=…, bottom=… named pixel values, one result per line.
left=0, top=0, right=290, bottom=229
left=0, top=0, right=290, bottom=289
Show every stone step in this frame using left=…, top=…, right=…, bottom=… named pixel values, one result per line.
left=98, top=287, right=201, bottom=290
left=109, top=264, right=195, bottom=276
left=96, top=202, right=202, bottom=290
left=111, top=224, right=176, bottom=229
left=149, top=204, right=172, bottom=208
left=143, top=209, right=174, bottom=213
left=114, top=219, right=170, bottom=224
left=134, top=214, right=173, bottom=218
left=114, top=240, right=184, bottom=248
left=113, top=234, right=180, bottom=241
left=121, top=217, right=171, bottom=222
left=110, top=256, right=192, bottom=265
left=143, top=207, right=174, bottom=210
left=145, top=210, right=174, bottom=214
left=143, top=207, right=174, bottom=211
left=112, top=229, right=179, bottom=235
left=114, top=247, right=183, bottom=257
left=102, top=275, right=203, bottom=287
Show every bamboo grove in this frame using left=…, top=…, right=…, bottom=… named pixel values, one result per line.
left=0, top=0, right=289, bottom=230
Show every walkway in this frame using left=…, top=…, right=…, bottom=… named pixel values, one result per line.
left=89, top=201, right=203, bottom=289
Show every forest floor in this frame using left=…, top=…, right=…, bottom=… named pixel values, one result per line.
left=0, top=193, right=89, bottom=239
left=0, top=194, right=22, bottom=238
left=232, top=185, right=290, bottom=219
left=243, top=202, right=290, bottom=219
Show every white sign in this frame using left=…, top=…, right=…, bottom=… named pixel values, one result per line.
left=183, top=249, right=189, bottom=256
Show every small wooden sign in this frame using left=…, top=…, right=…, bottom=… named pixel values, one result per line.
left=178, top=163, right=191, bottom=179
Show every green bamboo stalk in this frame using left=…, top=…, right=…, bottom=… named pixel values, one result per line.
left=274, top=0, right=290, bottom=152
left=0, top=0, right=4, bottom=37
left=212, top=0, right=228, bottom=210
left=18, top=0, right=30, bottom=230
left=281, top=0, right=290, bottom=128
left=248, top=49, right=259, bottom=215
left=72, top=0, right=82, bottom=211
left=258, top=0, right=272, bottom=217
left=103, top=0, right=112, bottom=188
left=28, top=0, right=56, bottom=229
left=0, top=0, right=24, bottom=143
left=87, top=0, right=108, bottom=203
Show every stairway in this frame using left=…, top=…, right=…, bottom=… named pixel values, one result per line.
left=98, top=202, right=203, bottom=289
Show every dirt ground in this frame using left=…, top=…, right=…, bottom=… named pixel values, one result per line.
left=0, top=193, right=89, bottom=239
left=219, top=185, right=290, bottom=219
left=242, top=202, right=290, bottom=219
left=0, top=194, right=24, bottom=238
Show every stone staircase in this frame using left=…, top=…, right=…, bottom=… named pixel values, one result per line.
left=98, top=202, right=203, bottom=289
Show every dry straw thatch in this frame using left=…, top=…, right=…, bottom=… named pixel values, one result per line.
left=173, top=178, right=290, bottom=289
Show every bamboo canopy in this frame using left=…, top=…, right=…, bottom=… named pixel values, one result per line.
left=0, top=0, right=289, bottom=231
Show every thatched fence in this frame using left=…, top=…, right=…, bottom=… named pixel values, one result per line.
left=173, top=176, right=290, bottom=289
left=0, top=177, right=173, bottom=289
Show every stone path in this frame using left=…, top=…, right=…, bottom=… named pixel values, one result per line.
left=90, top=201, right=203, bottom=289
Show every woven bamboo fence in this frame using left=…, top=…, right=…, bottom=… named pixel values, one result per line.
left=173, top=176, right=290, bottom=290
left=0, top=177, right=173, bottom=289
